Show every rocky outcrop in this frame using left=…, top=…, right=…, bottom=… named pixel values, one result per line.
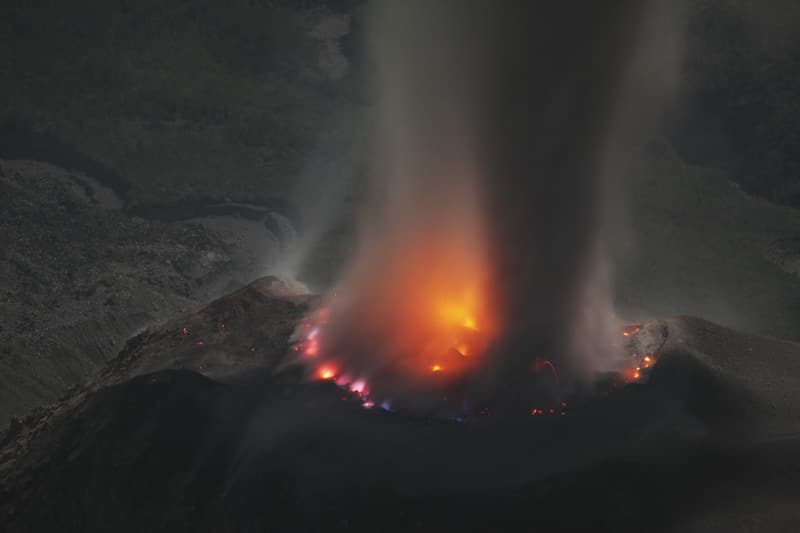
left=0, top=160, right=242, bottom=424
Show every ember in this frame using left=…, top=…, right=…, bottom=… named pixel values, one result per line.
left=533, top=358, right=559, bottom=383
left=317, top=366, right=336, bottom=380
left=622, top=324, right=642, bottom=337
left=290, top=314, right=661, bottom=417
left=530, top=406, right=566, bottom=417
left=350, top=380, right=367, bottom=395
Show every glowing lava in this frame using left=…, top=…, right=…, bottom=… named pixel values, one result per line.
left=297, top=200, right=499, bottom=400
left=317, top=365, right=337, bottom=380
left=622, top=324, right=642, bottom=337
left=292, top=285, right=656, bottom=417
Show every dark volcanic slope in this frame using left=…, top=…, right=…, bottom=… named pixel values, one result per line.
left=92, top=276, right=319, bottom=388
left=0, top=160, right=232, bottom=425
left=0, top=160, right=299, bottom=426
left=2, top=278, right=800, bottom=532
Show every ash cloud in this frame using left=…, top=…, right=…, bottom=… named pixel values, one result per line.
left=474, top=3, right=646, bottom=381
left=320, top=1, right=682, bottom=401
left=314, top=1, right=493, bottom=399
left=474, top=1, right=682, bottom=382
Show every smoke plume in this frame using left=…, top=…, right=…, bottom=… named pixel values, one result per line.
left=311, top=1, right=679, bottom=408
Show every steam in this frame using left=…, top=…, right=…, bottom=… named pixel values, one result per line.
left=310, top=1, right=681, bottom=405
left=268, top=108, right=365, bottom=292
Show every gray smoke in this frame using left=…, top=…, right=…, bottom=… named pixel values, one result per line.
left=479, top=1, right=683, bottom=383
left=318, top=1, right=681, bottom=403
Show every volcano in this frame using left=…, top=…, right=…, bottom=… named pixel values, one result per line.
left=2, top=276, right=800, bottom=532
left=4, top=2, right=800, bottom=532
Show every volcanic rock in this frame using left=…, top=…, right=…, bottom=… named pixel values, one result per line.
left=1, top=277, right=799, bottom=532
left=0, top=160, right=293, bottom=426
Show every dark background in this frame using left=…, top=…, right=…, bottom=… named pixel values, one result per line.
left=1, top=0, right=799, bottom=208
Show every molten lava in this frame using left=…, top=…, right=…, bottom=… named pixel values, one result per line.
left=291, top=307, right=660, bottom=418
left=300, top=186, right=499, bottom=398
left=302, top=265, right=496, bottom=385
left=317, top=365, right=337, bottom=380
left=622, top=324, right=642, bottom=337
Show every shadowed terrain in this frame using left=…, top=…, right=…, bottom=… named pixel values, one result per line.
left=2, top=277, right=800, bottom=532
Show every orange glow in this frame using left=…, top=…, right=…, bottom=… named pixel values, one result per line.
left=304, top=340, right=319, bottom=356
left=622, top=324, right=642, bottom=337
left=294, top=155, right=501, bottom=399
left=618, top=350, right=660, bottom=384
left=320, top=204, right=498, bottom=387
left=318, top=366, right=337, bottom=380
left=622, top=364, right=643, bottom=383
left=437, top=303, right=481, bottom=333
